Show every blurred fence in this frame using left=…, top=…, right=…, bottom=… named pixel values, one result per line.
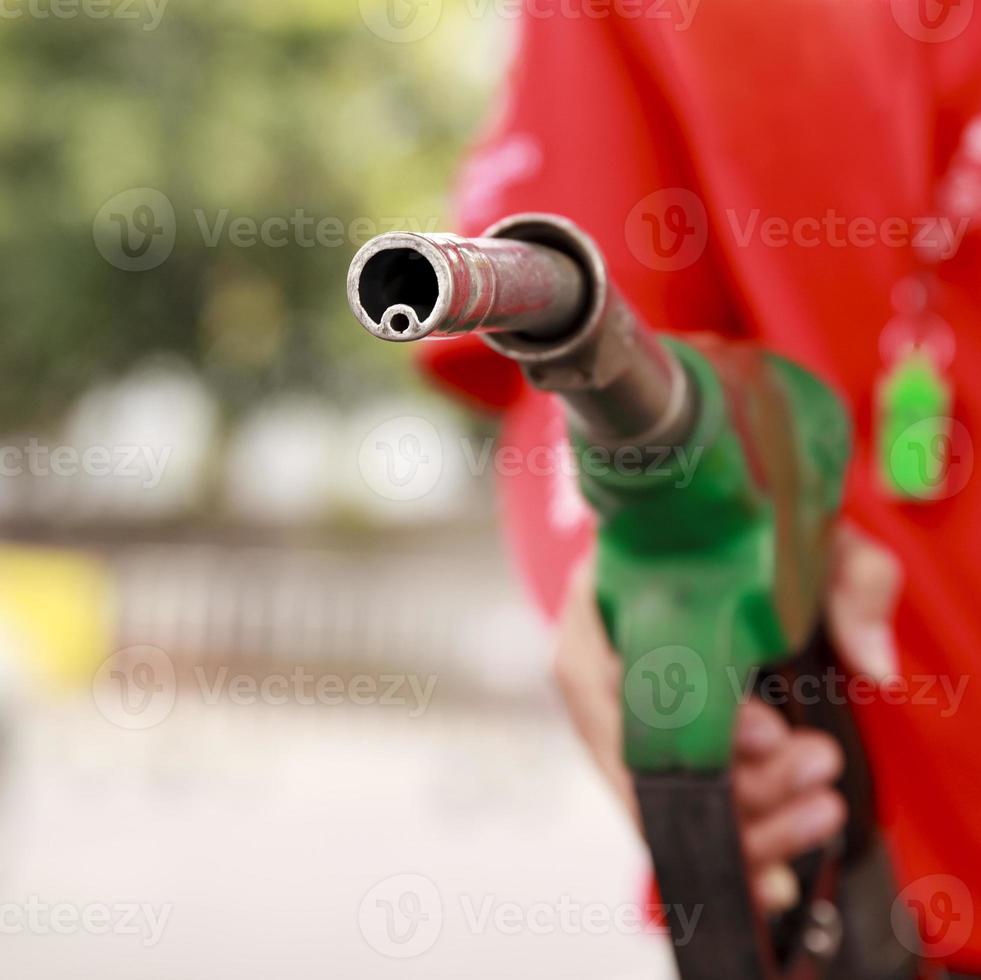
left=111, top=533, right=551, bottom=702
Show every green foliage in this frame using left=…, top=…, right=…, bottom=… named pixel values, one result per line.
left=0, top=0, right=501, bottom=427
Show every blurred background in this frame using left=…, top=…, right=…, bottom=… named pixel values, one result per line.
left=0, top=2, right=669, bottom=976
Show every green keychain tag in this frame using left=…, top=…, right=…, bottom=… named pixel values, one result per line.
left=876, top=349, right=954, bottom=501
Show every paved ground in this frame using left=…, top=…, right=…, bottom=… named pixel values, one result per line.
left=0, top=697, right=679, bottom=979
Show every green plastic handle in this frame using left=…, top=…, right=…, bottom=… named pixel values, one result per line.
left=578, top=338, right=852, bottom=772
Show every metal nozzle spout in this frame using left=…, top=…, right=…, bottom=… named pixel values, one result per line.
left=347, top=231, right=585, bottom=342
left=347, top=213, right=696, bottom=450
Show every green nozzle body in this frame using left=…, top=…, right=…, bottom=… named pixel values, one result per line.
left=583, top=338, right=851, bottom=771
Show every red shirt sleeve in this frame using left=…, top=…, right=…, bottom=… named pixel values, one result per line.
left=927, top=12, right=981, bottom=296
left=415, top=3, right=742, bottom=412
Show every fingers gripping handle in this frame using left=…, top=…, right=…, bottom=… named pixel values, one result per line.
left=630, top=625, right=921, bottom=980
left=603, top=553, right=845, bottom=978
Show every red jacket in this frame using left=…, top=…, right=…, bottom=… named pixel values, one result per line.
left=419, top=2, right=981, bottom=968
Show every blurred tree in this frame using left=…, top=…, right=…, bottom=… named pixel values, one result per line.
left=0, top=0, right=507, bottom=427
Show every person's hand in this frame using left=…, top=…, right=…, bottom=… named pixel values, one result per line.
left=828, top=522, right=903, bottom=682
left=553, top=524, right=902, bottom=914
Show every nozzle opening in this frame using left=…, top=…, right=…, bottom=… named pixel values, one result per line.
left=358, top=247, right=439, bottom=326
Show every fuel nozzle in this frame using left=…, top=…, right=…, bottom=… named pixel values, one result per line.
left=348, top=213, right=695, bottom=450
